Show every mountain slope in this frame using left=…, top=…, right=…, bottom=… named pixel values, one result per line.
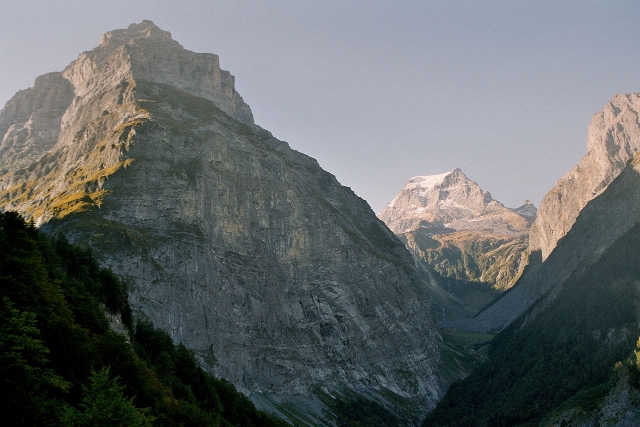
left=0, top=211, right=284, bottom=426
left=529, top=93, right=640, bottom=260
left=465, top=95, right=640, bottom=333
left=469, top=160, right=640, bottom=332
left=0, top=21, right=444, bottom=424
left=424, top=164, right=640, bottom=425
left=380, top=169, right=534, bottom=294
left=542, top=342, right=640, bottom=426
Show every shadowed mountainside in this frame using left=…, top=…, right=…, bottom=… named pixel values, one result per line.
left=424, top=160, right=640, bottom=426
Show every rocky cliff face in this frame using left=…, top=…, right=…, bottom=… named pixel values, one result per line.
left=0, top=20, right=254, bottom=224
left=94, top=21, right=253, bottom=124
left=379, top=169, right=534, bottom=292
left=460, top=94, right=640, bottom=333
left=0, top=21, right=444, bottom=425
left=0, top=72, right=74, bottom=171
left=466, top=156, right=640, bottom=333
left=529, top=93, right=640, bottom=260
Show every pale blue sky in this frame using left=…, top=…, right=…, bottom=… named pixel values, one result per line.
left=2, top=1, right=639, bottom=211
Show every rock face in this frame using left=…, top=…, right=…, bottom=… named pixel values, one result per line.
left=529, top=93, right=640, bottom=261
left=463, top=94, right=640, bottom=333
left=468, top=156, right=640, bottom=333
left=95, top=20, right=253, bottom=124
left=512, top=200, right=536, bottom=222
left=0, top=20, right=254, bottom=223
left=379, top=169, right=534, bottom=292
left=0, top=72, right=74, bottom=171
left=0, top=21, right=444, bottom=425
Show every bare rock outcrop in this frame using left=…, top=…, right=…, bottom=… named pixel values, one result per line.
left=459, top=94, right=640, bottom=333
left=0, top=72, right=74, bottom=171
left=467, top=156, right=640, bottom=332
left=529, top=93, right=640, bottom=260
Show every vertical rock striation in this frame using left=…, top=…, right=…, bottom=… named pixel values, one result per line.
left=0, top=72, right=74, bottom=171
left=0, top=21, right=444, bottom=425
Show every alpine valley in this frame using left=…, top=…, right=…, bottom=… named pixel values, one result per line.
left=3, top=19, right=640, bottom=427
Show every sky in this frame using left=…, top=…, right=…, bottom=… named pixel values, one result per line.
left=1, top=1, right=640, bottom=212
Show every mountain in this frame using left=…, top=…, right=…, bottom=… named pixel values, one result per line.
left=529, top=93, right=640, bottom=261
left=0, top=21, right=447, bottom=425
left=542, top=342, right=640, bottom=426
left=379, top=169, right=535, bottom=296
left=512, top=200, right=536, bottom=221
left=380, top=168, right=532, bottom=236
left=0, top=211, right=285, bottom=426
left=465, top=94, right=640, bottom=333
left=423, top=157, right=640, bottom=426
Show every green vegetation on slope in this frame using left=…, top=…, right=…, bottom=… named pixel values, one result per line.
left=542, top=337, right=640, bottom=425
left=0, top=211, right=286, bottom=426
left=402, top=231, right=529, bottom=292
left=423, top=222, right=640, bottom=426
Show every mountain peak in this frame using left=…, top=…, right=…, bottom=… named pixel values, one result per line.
left=380, top=170, right=536, bottom=290
left=406, top=170, right=454, bottom=191
left=405, top=168, right=473, bottom=192
left=380, top=169, right=531, bottom=236
left=99, top=20, right=178, bottom=48
left=385, top=168, right=486, bottom=215
left=511, top=200, right=537, bottom=223
left=64, top=20, right=254, bottom=124
left=516, top=200, right=535, bottom=208
left=529, top=92, right=640, bottom=260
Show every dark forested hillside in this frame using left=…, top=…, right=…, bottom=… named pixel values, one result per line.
left=0, top=211, right=286, bottom=426
left=423, top=221, right=640, bottom=426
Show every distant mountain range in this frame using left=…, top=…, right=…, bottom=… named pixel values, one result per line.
left=379, top=168, right=535, bottom=293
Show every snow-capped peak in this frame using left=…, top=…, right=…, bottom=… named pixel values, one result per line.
left=379, top=168, right=533, bottom=236
left=405, top=170, right=453, bottom=191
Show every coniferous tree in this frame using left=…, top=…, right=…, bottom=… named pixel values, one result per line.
left=0, top=298, right=70, bottom=424
left=62, top=368, right=153, bottom=426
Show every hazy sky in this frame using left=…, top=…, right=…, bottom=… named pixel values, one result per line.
left=2, top=1, right=640, bottom=212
